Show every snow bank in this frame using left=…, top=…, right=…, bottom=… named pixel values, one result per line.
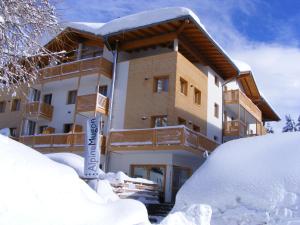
left=98, top=7, right=205, bottom=36
left=0, top=128, right=10, bottom=136
left=160, top=204, right=212, bottom=225
left=0, top=135, right=149, bottom=225
left=173, top=133, right=300, bottom=225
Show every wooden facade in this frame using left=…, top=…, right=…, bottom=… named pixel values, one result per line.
left=19, top=133, right=106, bottom=154
left=76, top=93, right=109, bottom=115
left=109, top=126, right=218, bottom=154
left=25, top=102, right=53, bottom=121
left=224, top=89, right=262, bottom=121
left=39, top=57, right=112, bottom=83
left=123, top=51, right=208, bottom=134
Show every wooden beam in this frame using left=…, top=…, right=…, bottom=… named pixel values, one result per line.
left=119, top=32, right=178, bottom=51
left=179, top=35, right=208, bottom=65
left=176, top=20, right=190, bottom=35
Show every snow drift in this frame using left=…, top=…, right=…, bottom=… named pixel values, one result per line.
left=172, top=133, right=300, bottom=225
left=0, top=135, right=149, bottom=225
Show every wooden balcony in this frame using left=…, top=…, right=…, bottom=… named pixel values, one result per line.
left=76, top=93, right=109, bottom=115
left=108, top=126, right=218, bottom=154
left=224, top=89, right=262, bottom=121
left=19, top=133, right=106, bottom=154
left=25, top=102, right=53, bottom=121
left=223, top=120, right=246, bottom=137
left=223, top=120, right=266, bottom=137
left=39, top=57, right=112, bottom=82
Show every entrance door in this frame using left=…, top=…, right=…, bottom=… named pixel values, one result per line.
left=131, top=165, right=166, bottom=201
left=172, top=166, right=191, bottom=202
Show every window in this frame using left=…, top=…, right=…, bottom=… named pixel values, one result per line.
left=214, top=103, right=219, bottom=118
left=193, top=125, right=200, bottom=132
left=28, top=120, right=36, bottom=135
left=39, top=126, right=48, bottom=134
left=214, top=135, right=219, bottom=141
left=0, top=101, right=6, bottom=113
left=63, top=123, right=73, bottom=133
left=180, top=77, right=188, bottom=95
left=214, top=75, right=219, bottom=87
left=99, top=85, right=108, bottom=96
left=9, top=128, right=17, bottom=137
left=43, top=94, right=52, bottom=105
left=151, top=115, right=168, bottom=128
left=11, top=99, right=21, bottom=111
left=29, top=88, right=41, bottom=102
left=154, top=77, right=169, bottom=93
left=67, top=90, right=77, bottom=104
left=194, top=88, right=201, bottom=105
left=178, top=117, right=186, bottom=125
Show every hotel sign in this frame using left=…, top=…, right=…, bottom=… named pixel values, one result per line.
left=84, top=117, right=101, bottom=179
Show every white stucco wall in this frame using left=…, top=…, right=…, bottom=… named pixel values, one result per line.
left=111, top=61, right=129, bottom=129
left=205, top=67, right=224, bottom=143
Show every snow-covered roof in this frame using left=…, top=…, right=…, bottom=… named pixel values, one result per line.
left=233, top=59, right=252, bottom=73
left=98, top=7, right=205, bottom=36
left=63, top=22, right=105, bottom=35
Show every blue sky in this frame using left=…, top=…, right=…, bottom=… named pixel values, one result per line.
left=54, top=0, right=300, bottom=131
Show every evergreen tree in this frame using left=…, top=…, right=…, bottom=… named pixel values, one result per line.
left=282, top=115, right=297, bottom=132
left=266, top=123, right=274, bottom=134
left=296, top=115, right=300, bottom=131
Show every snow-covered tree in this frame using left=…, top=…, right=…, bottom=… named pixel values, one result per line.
left=296, top=115, right=300, bottom=131
left=282, top=115, right=297, bottom=132
left=266, top=123, right=274, bottom=134
left=0, top=0, right=59, bottom=91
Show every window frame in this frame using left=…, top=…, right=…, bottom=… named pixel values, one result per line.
left=194, top=87, right=201, bottom=105
left=0, top=101, right=6, bottom=113
left=99, top=85, right=108, bottom=97
left=179, top=77, right=188, bottom=96
left=63, top=123, right=73, bottom=133
left=151, top=115, right=168, bottom=128
left=177, top=117, right=186, bottom=125
left=154, top=76, right=169, bottom=93
left=11, top=98, right=21, bottom=112
left=214, top=75, right=219, bottom=87
left=214, top=103, right=219, bottom=118
left=67, top=90, right=77, bottom=105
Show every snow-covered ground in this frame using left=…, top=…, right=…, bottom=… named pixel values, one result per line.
left=0, top=135, right=150, bottom=225
left=166, top=132, right=300, bottom=225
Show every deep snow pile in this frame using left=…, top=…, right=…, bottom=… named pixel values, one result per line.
left=0, top=135, right=149, bottom=225
left=171, top=133, right=300, bottom=225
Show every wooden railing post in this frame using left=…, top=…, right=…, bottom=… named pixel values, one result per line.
left=153, top=129, right=157, bottom=147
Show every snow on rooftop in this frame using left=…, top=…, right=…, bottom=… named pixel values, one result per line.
left=63, top=22, right=105, bottom=34
left=173, top=133, right=300, bottom=225
left=233, top=59, right=252, bottom=73
left=98, top=7, right=205, bottom=36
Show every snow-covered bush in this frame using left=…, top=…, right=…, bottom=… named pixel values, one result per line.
left=171, top=133, right=300, bottom=225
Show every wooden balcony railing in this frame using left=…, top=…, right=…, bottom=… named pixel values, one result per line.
left=223, top=120, right=266, bottom=137
left=109, top=126, right=218, bottom=153
left=25, top=102, right=53, bottom=121
left=19, top=133, right=106, bottom=154
left=76, top=93, right=109, bottom=115
left=39, top=57, right=112, bottom=82
left=224, top=89, right=262, bottom=121
left=223, top=120, right=246, bottom=137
